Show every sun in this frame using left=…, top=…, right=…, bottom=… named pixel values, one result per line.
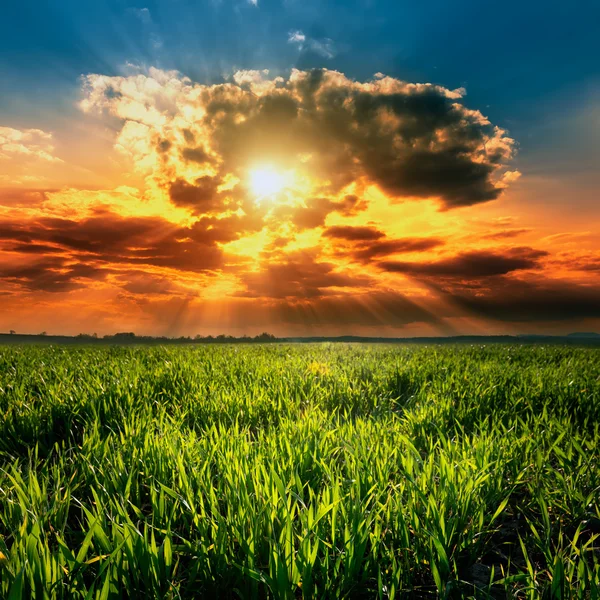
left=249, top=166, right=287, bottom=198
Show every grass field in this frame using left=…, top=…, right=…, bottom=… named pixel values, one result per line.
left=0, top=344, right=599, bottom=598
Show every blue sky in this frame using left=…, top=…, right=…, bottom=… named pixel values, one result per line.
left=2, top=0, right=599, bottom=126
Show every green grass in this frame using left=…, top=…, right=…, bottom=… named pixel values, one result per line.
left=0, top=343, right=599, bottom=598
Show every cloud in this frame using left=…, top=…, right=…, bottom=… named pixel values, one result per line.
left=168, top=176, right=222, bottom=213
left=0, top=210, right=232, bottom=289
left=287, top=30, right=337, bottom=59
left=0, top=127, right=62, bottom=163
left=323, top=226, right=445, bottom=262
left=238, top=250, right=372, bottom=298
left=551, top=253, right=600, bottom=273
left=129, top=7, right=152, bottom=24
left=232, top=69, right=284, bottom=94
left=115, top=271, right=193, bottom=296
left=7, top=243, right=66, bottom=254
left=0, top=257, right=107, bottom=293
left=445, top=279, right=600, bottom=322
left=281, top=194, right=368, bottom=230
left=380, top=247, right=548, bottom=278
left=288, top=31, right=306, bottom=44
left=486, top=228, right=531, bottom=239
left=80, top=67, right=518, bottom=210
left=353, top=238, right=446, bottom=262
left=0, top=188, right=56, bottom=208
left=181, top=145, right=212, bottom=164
left=323, top=225, right=386, bottom=241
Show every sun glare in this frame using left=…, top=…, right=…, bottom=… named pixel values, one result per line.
left=249, top=166, right=287, bottom=198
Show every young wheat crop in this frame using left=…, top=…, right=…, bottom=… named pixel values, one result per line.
left=0, top=344, right=598, bottom=598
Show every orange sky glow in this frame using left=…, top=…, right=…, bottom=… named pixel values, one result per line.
left=1, top=68, right=599, bottom=337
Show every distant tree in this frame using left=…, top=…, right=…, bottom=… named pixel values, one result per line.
left=39, top=331, right=47, bottom=336
left=255, top=332, right=276, bottom=342
left=9, top=330, right=15, bottom=335
left=76, top=333, right=98, bottom=340
left=113, top=332, right=136, bottom=340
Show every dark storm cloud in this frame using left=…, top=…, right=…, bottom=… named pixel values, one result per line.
left=380, top=247, right=548, bottom=277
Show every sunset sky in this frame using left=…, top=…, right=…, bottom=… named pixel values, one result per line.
left=1, top=0, right=599, bottom=337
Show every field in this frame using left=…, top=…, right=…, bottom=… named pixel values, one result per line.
left=0, top=344, right=599, bottom=599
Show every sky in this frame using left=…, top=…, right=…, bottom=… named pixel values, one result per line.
left=0, top=0, right=599, bottom=337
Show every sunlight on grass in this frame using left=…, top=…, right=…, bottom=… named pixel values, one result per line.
left=0, top=343, right=598, bottom=598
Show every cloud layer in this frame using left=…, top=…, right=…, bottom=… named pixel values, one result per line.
left=0, top=67, right=598, bottom=336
